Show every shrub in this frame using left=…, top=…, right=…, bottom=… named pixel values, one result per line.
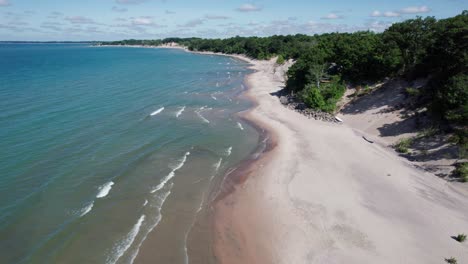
left=454, top=233, right=467, bottom=242
left=445, top=257, right=457, bottom=264
left=405, top=87, right=420, bottom=97
left=276, top=54, right=285, bottom=65
left=301, top=76, right=346, bottom=113
left=394, top=138, right=413, bottom=153
left=453, top=163, right=468, bottom=182
left=302, top=85, right=326, bottom=110
left=416, top=127, right=438, bottom=138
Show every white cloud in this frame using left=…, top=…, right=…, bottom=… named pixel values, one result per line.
left=205, top=14, right=230, bottom=20
left=178, top=18, right=204, bottom=27
left=131, top=17, right=153, bottom=26
left=371, top=10, right=381, bottom=17
left=0, top=0, right=10, bottom=6
left=65, top=16, right=96, bottom=24
left=236, top=4, right=262, bottom=12
left=112, top=6, right=128, bottom=12
left=321, top=13, right=343, bottom=20
left=371, top=10, right=400, bottom=17
left=371, top=5, right=431, bottom=18
left=400, top=5, right=431, bottom=14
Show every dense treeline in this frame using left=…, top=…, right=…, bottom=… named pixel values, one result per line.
left=100, top=11, right=467, bottom=125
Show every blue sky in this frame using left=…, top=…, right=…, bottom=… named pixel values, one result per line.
left=0, top=0, right=466, bottom=41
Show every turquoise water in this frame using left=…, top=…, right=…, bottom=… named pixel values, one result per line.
left=0, top=44, right=259, bottom=263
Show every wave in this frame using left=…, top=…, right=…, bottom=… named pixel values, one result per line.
left=213, top=158, right=223, bottom=172
left=195, top=107, right=210, bottom=124
left=128, top=189, right=172, bottom=264
left=225, top=146, right=232, bottom=157
left=237, top=122, right=244, bottom=131
left=210, top=94, right=217, bottom=101
left=106, top=215, right=145, bottom=264
left=150, top=152, right=190, bottom=194
left=143, top=200, right=148, bottom=207
left=150, top=107, right=164, bottom=116
left=79, top=202, right=94, bottom=217
left=96, top=181, right=114, bottom=198
left=196, top=157, right=223, bottom=216
left=175, top=106, right=185, bottom=118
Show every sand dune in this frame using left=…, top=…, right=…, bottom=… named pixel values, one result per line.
left=214, top=58, right=468, bottom=264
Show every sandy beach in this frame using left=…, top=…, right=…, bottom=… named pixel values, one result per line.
left=213, top=58, right=468, bottom=263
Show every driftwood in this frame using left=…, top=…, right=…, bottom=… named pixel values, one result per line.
left=362, top=136, right=374, bottom=144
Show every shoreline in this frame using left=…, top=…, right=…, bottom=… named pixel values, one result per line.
left=210, top=57, right=468, bottom=263
left=97, top=44, right=468, bottom=263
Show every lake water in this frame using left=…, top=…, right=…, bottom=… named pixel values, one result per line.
left=0, top=44, right=259, bottom=264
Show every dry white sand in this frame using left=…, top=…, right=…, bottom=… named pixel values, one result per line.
left=213, top=58, right=468, bottom=264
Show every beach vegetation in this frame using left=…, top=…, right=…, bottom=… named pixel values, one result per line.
left=394, top=138, right=414, bottom=154
left=301, top=76, right=346, bottom=113
left=453, top=163, right=468, bottom=182
left=405, top=87, right=420, bottom=97
left=276, top=55, right=285, bottom=65
left=454, top=233, right=467, bottom=242
left=445, top=257, right=458, bottom=264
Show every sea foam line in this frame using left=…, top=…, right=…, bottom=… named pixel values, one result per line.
left=196, top=157, right=223, bottom=214
left=150, top=152, right=190, bottom=194
left=237, top=122, right=244, bottom=131
left=225, top=146, right=232, bottom=157
left=214, top=158, right=223, bottom=172
left=128, top=189, right=172, bottom=264
left=150, top=107, right=164, bottom=116
left=106, top=215, right=146, bottom=264
left=195, top=107, right=210, bottom=124
left=176, top=106, right=185, bottom=118
left=79, top=202, right=94, bottom=217
left=96, top=181, right=114, bottom=198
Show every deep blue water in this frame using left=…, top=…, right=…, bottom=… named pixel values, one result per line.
left=0, top=44, right=258, bottom=264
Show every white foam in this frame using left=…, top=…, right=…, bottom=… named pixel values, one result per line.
left=237, top=122, right=244, bottom=131
left=150, top=107, right=164, bottom=116
left=195, top=107, right=210, bottom=124
left=79, top=202, right=94, bottom=217
left=176, top=106, right=185, bottom=118
left=150, top=152, right=190, bottom=193
left=213, top=158, right=223, bottom=172
left=129, top=189, right=172, bottom=263
left=106, top=215, right=145, bottom=264
left=225, top=146, right=232, bottom=157
left=96, top=181, right=114, bottom=198
left=197, top=158, right=225, bottom=215
left=143, top=200, right=148, bottom=207
left=210, top=94, right=217, bottom=101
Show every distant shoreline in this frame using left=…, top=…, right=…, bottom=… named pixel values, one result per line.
left=96, top=43, right=255, bottom=64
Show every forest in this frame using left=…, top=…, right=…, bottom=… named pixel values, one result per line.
left=101, top=11, right=467, bottom=136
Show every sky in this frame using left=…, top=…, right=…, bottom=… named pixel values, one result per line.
left=0, top=0, right=466, bottom=41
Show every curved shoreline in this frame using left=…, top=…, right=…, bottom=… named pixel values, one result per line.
left=209, top=57, right=468, bottom=264
left=97, top=45, right=468, bottom=263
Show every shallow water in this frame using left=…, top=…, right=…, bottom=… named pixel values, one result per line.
left=0, top=44, right=258, bottom=263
